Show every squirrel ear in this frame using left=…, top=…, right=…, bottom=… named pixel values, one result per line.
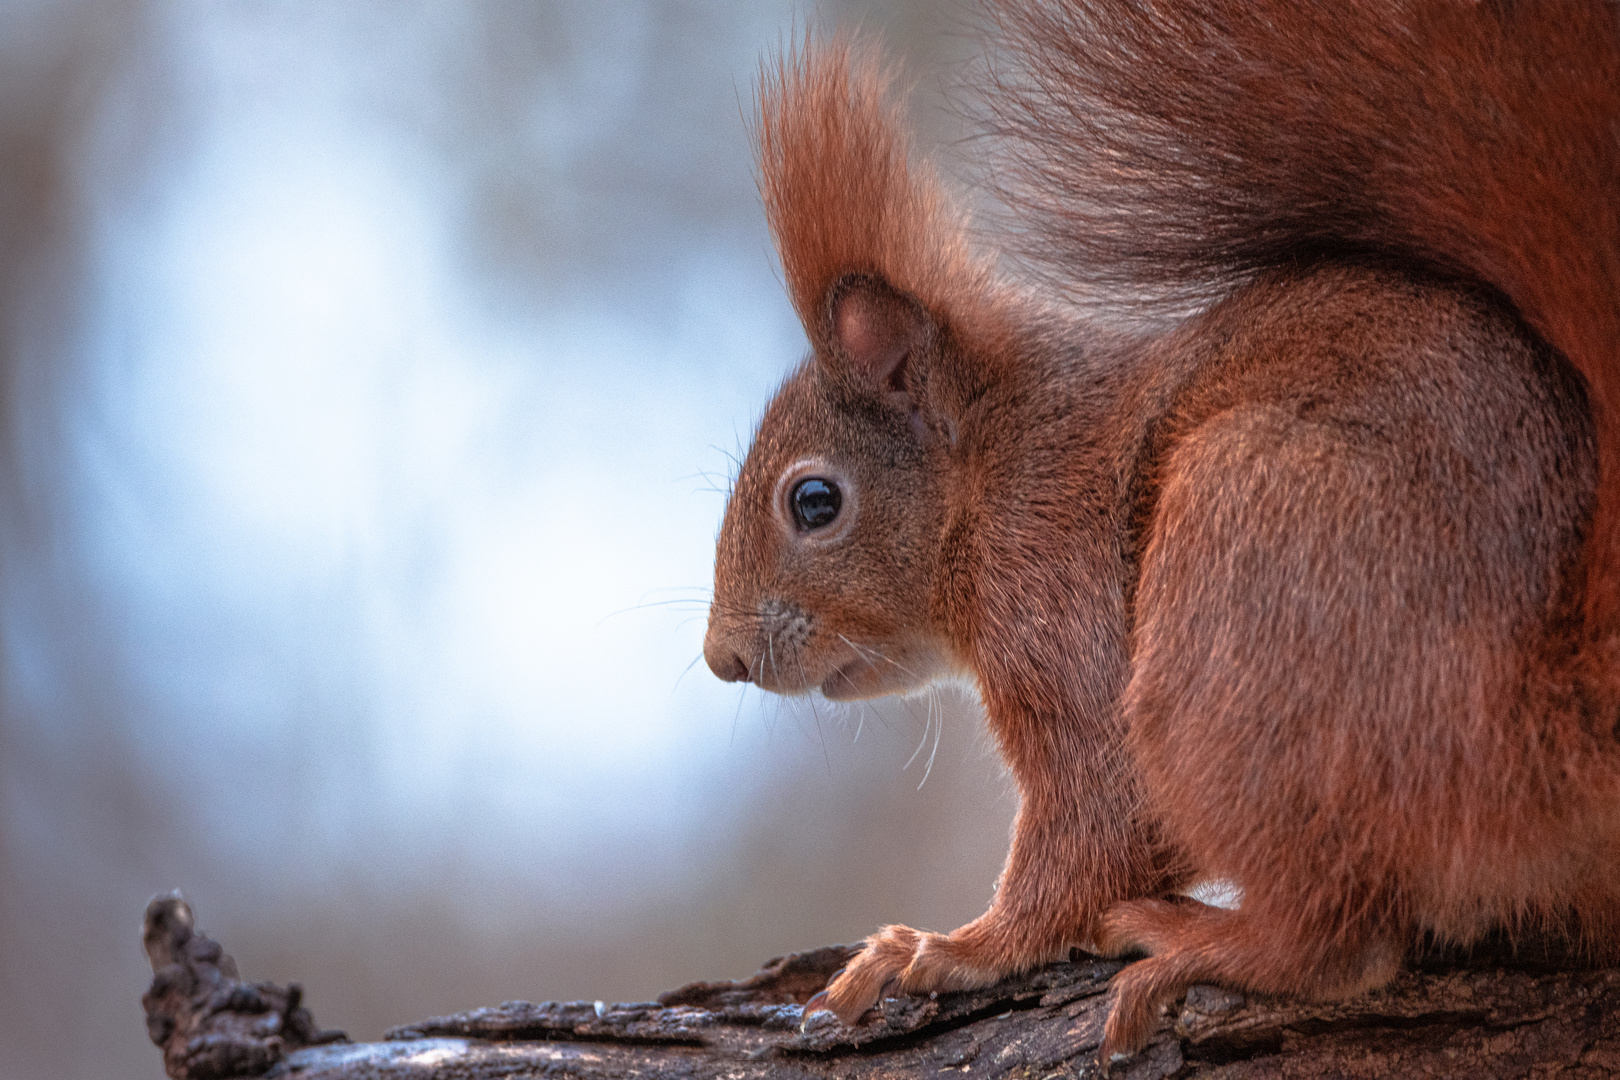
left=826, top=275, right=929, bottom=391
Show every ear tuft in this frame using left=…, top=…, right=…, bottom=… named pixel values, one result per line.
left=830, top=276, right=926, bottom=388
left=756, top=38, right=989, bottom=356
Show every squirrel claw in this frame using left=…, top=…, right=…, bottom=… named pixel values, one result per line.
left=1100, top=1049, right=1134, bottom=1076
left=799, top=990, right=830, bottom=1033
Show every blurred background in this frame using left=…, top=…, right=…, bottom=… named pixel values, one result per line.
left=0, top=1, right=1012, bottom=1077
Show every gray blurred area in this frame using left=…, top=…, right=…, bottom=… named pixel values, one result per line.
left=0, top=2, right=1012, bottom=1078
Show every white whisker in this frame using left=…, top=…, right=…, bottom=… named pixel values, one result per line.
left=672, top=652, right=705, bottom=694
left=918, top=686, right=943, bottom=790
left=731, top=683, right=749, bottom=746
left=796, top=651, right=832, bottom=774
left=903, top=701, right=932, bottom=771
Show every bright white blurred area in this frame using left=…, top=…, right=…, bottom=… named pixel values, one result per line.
left=0, top=2, right=1006, bottom=1078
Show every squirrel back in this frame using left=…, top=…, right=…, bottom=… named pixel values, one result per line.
left=982, top=0, right=1620, bottom=632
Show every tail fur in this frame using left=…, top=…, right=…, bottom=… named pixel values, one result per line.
left=983, top=1, right=1620, bottom=632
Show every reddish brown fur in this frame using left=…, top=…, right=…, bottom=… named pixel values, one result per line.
left=703, top=2, right=1620, bottom=1065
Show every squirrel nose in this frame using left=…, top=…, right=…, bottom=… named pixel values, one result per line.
left=705, top=645, right=752, bottom=683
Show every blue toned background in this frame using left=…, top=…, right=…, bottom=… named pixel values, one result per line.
left=0, top=2, right=1012, bottom=1077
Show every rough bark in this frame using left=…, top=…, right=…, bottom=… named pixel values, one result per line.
left=140, top=893, right=349, bottom=1080
left=141, top=895, right=1620, bottom=1079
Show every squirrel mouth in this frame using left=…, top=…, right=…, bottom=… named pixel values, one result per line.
left=819, top=659, right=870, bottom=700
left=820, top=648, right=928, bottom=701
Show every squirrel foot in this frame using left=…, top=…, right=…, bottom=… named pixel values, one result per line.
left=1092, top=897, right=1213, bottom=1057
left=1094, top=896, right=1399, bottom=1060
left=803, top=923, right=1010, bottom=1026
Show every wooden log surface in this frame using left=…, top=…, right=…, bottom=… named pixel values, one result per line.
left=139, top=895, right=1620, bottom=1079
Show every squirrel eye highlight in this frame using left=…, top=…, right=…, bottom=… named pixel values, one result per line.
left=791, top=478, right=842, bottom=531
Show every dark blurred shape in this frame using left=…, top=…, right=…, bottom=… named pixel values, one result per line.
left=142, top=892, right=346, bottom=1080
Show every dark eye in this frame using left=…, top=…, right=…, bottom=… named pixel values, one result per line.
left=791, top=477, right=842, bottom=531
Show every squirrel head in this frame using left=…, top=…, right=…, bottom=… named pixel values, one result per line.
left=703, top=39, right=1004, bottom=700
left=705, top=275, right=955, bottom=699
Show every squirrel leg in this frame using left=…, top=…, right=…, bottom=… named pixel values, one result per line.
left=1093, top=897, right=1398, bottom=1059
left=807, top=789, right=1166, bottom=1026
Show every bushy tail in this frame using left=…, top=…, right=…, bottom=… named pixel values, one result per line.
left=984, top=0, right=1620, bottom=632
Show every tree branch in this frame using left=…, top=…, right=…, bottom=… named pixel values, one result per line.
left=140, top=895, right=1620, bottom=1079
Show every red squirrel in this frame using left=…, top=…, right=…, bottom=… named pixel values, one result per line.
left=702, top=0, right=1620, bottom=1058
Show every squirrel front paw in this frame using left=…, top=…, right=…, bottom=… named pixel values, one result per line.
left=801, top=923, right=1008, bottom=1028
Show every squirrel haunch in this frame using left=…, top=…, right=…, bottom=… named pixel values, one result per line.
left=703, top=1, right=1620, bottom=1061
